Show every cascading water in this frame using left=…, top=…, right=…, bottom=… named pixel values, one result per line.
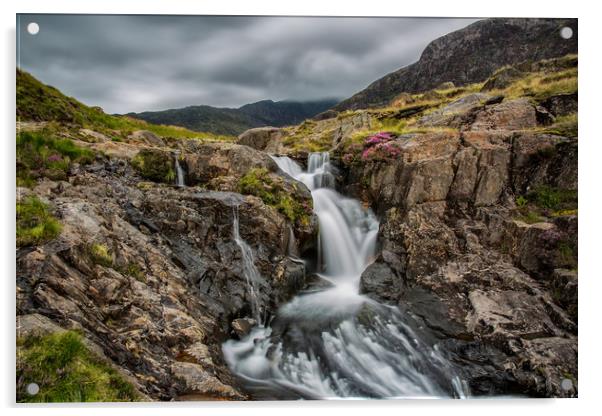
left=174, top=152, right=185, bottom=187
left=232, top=205, right=262, bottom=323
left=223, top=152, right=469, bottom=399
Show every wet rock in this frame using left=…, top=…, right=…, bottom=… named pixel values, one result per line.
left=231, top=318, right=257, bottom=339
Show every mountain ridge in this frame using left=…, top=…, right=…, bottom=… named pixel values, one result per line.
left=333, top=18, right=578, bottom=111
left=127, top=98, right=339, bottom=136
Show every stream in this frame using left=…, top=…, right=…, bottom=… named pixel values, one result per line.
left=222, top=152, right=470, bottom=399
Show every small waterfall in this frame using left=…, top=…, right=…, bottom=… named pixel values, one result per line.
left=174, top=152, right=185, bottom=187
left=232, top=205, right=262, bottom=322
left=223, top=152, right=469, bottom=399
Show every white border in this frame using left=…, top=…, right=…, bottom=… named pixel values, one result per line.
left=2, top=1, right=599, bottom=415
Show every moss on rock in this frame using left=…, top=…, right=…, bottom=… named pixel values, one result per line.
left=131, top=149, right=175, bottom=183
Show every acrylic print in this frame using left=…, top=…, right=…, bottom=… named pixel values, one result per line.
left=16, top=15, right=578, bottom=402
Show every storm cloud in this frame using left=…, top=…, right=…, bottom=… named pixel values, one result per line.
left=17, top=15, right=477, bottom=113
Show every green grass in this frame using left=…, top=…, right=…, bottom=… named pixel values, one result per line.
left=17, top=331, right=139, bottom=402
left=17, top=130, right=95, bottom=187
left=238, top=168, right=312, bottom=225
left=540, top=113, right=578, bottom=138
left=526, top=186, right=578, bottom=211
left=88, top=243, right=113, bottom=267
left=16, top=196, right=62, bottom=247
left=17, top=69, right=234, bottom=142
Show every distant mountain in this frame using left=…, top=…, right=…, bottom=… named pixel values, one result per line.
left=127, top=99, right=339, bottom=136
left=334, top=18, right=578, bottom=111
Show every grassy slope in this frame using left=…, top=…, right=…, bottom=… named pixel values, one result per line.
left=17, top=69, right=234, bottom=141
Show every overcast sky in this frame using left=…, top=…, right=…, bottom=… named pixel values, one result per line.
left=17, top=15, right=476, bottom=113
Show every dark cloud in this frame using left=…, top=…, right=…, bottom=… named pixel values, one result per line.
left=17, top=14, right=477, bottom=113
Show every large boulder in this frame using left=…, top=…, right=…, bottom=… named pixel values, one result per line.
left=469, top=98, right=537, bottom=131
left=237, top=127, right=283, bottom=151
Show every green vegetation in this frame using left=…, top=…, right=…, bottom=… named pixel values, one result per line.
left=238, top=168, right=312, bottom=225
left=17, top=331, right=138, bottom=402
left=131, top=149, right=175, bottom=183
left=526, top=186, right=578, bottom=212
left=17, top=130, right=95, bottom=187
left=88, top=243, right=113, bottom=267
left=16, top=196, right=62, bottom=247
left=282, top=120, right=336, bottom=153
left=17, top=69, right=233, bottom=141
left=120, top=262, right=145, bottom=283
left=541, top=113, right=578, bottom=138
left=514, top=185, right=577, bottom=223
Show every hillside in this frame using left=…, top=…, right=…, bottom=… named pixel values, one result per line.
left=127, top=98, right=339, bottom=136
left=16, top=69, right=232, bottom=142
left=334, top=18, right=577, bottom=111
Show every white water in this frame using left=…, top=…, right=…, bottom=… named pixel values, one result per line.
left=174, top=153, right=185, bottom=187
left=232, top=206, right=262, bottom=322
left=223, top=152, right=469, bottom=399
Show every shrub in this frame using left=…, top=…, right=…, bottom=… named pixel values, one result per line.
left=16, top=196, right=62, bottom=247
left=17, top=331, right=138, bottom=402
left=17, top=131, right=95, bottom=187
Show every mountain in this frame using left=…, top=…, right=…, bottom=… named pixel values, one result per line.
left=334, top=18, right=578, bottom=111
left=127, top=98, right=339, bottom=136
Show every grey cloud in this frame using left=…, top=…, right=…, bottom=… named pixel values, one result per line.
left=17, top=14, right=477, bottom=113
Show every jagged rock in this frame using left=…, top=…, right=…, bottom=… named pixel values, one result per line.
left=16, top=164, right=315, bottom=401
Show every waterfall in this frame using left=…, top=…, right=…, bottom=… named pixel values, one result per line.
left=223, top=152, right=469, bottom=399
left=174, top=152, right=185, bottom=187
left=232, top=205, right=262, bottom=323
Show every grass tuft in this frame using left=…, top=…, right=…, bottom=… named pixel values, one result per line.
left=16, top=196, right=62, bottom=247
left=17, top=331, right=139, bottom=402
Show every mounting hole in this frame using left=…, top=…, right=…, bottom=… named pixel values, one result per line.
left=561, top=378, right=573, bottom=391
left=27, top=22, right=40, bottom=35
left=26, top=382, right=39, bottom=396
left=560, top=26, right=573, bottom=40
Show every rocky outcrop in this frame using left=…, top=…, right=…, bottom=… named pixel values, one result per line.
left=335, top=18, right=577, bottom=111
left=337, top=85, right=578, bottom=397
left=16, top=155, right=316, bottom=401
left=237, top=127, right=283, bottom=152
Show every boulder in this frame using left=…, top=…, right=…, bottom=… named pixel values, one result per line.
left=237, top=127, right=283, bottom=151
left=417, top=93, right=489, bottom=127
left=128, top=130, right=166, bottom=147
left=469, top=98, right=537, bottom=131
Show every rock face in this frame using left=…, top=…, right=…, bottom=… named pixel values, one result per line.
left=338, top=89, right=578, bottom=397
left=16, top=154, right=316, bottom=401
left=335, top=18, right=577, bottom=111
